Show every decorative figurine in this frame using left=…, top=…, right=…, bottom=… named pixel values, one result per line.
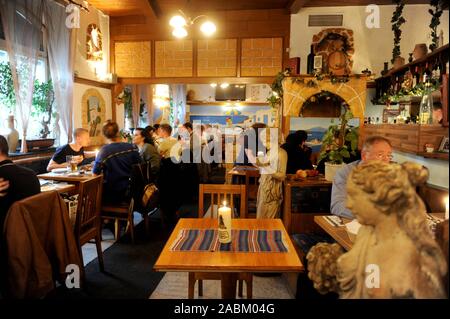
left=307, top=161, right=447, bottom=298
left=255, top=128, right=288, bottom=219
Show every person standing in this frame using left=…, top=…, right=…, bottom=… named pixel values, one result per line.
left=281, top=130, right=313, bottom=173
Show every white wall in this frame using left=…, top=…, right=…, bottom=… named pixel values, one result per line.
left=290, top=5, right=449, bottom=75
left=74, top=7, right=110, bottom=80
left=290, top=5, right=449, bottom=189
left=72, top=6, right=114, bottom=140
left=73, top=83, right=112, bottom=139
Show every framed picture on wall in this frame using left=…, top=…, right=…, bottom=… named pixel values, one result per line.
left=438, top=136, right=449, bottom=153
left=313, top=55, right=323, bottom=70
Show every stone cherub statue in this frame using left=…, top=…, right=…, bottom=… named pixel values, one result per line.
left=307, top=161, right=447, bottom=298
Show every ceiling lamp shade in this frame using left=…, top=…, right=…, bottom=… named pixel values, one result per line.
left=169, top=15, right=186, bottom=28
left=169, top=10, right=216, bottom=38
left=172, top=27, right=188, bottom=38
left=200, top=21, right=216, bottom=36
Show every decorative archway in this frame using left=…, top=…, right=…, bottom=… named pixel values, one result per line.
left=281, top=75, right=368, bottom=138
left=81, top=88, right=106, bottom=145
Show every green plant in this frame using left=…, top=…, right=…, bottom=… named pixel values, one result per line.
left=0, top=61, right=15, bottom=112
left=122, top=87, right=132, bottom=119
left=429, top=0, right=444, bottom=51
left=391, top=0, right=406, bottom=64
left=318, top=110, right=359, bottom=164
left=32, top=79, right=55, bottom=138
left=267, top=70, right=289, bottom=108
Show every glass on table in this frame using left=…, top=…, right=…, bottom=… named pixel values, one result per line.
left=66, top=155, right=78, bottom=172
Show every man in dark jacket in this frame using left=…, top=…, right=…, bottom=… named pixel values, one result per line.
left=0, top=136, right=40, bottom=229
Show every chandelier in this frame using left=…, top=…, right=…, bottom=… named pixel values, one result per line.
left=169, top=10, right=216, bottom=38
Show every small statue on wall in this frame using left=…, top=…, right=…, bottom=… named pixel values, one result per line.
left=86, top=23, right=103, bottom=61
left=307, top=161, right=448, bottom=298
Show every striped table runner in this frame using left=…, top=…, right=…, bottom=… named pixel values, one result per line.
left=170, top=229, right=288, bottom=252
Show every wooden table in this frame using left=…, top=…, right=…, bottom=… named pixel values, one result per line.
left=314, top=216, right=353, bottom=251
left=38, top=171, right=97, bottom=193
left=154, top=218, right=303, bottom=298
left=314, top=213, right=446, bottom=251
left=40, top=182, right=75, bottom=194
left=282, top=175, right=332, bottom=234
left=226, top=165, right=260, bottom=184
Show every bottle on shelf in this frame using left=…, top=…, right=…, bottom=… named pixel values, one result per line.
left=418, top=74, right=433, bottom=125
left=307, top=44, right=315, bottom=75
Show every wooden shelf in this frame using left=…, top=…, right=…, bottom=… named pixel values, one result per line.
left=376, top=44, right=449, bottom=80
left=361, top=124, right=448, bottom=160
left=417, top=152, right=449, bottom=160
left=187, top=101, right=268, bottom=106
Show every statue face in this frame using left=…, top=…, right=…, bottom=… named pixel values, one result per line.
left=346, top=181, right=383, bottom=225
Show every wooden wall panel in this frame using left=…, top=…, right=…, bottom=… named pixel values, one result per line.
left=241, top=38, right=283, bottom=76
left=155, top=40, right=193, bottom=77
left=114, top=41, right=151, bottom=77
left=197, top=39, right=237, bottom=77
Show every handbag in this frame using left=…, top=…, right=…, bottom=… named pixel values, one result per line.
left=138, top=162, right=159, bottom=210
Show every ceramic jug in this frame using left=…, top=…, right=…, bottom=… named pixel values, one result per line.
left=4, top=114, right=19, bottom=153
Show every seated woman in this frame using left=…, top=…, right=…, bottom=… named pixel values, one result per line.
left=307, top=161, right=447, bottom=298
left=133, top=127, right=161, bottom=177
left=281, top=130, right=313, bottom=174
left=93, top=120, right=141, bottom=204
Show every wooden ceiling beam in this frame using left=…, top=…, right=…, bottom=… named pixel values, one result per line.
left=287, top=0, right=310, bottom=14
left=148, top=0, right=162, bottom=19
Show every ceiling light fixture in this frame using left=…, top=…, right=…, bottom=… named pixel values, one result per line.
left=220, top=83, right=229, bottom=89
left=169, top=10, right=216, bottom=38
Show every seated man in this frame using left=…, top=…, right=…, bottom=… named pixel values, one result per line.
left=93, top=120, right=141, bottom=204
left=47, top=128, right=95, bottom=171
left=331, top=136, right=393, bottom=219
left=156, top=124, right=178, bottom=159
left=0, top=136, right=40, bottom=229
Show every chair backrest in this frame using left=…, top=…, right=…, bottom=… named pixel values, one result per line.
left=74, top=175, right=103, bottom=236
left=244, top=169, right=260, bottom=216
left=198, top=184, right=246, bottom=218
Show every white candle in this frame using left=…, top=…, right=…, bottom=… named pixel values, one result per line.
left=445, top=196, right=449, bottom=220
left=218, top=201, right=232, bottom=244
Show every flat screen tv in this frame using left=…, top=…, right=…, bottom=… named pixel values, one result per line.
left=215, top=84, right=246, bottom=101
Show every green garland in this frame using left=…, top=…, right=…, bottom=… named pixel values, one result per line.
left=391, top=0, right=406, bottom=64
left=372, top=78, right=441, bottom=105
left=429, top=0, right=444, bottom=51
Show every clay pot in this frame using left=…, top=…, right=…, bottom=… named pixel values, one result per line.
left=393, top=56, right=405, bottom=69
left=3, top=115, right=19, bottom=153
left=413, top=44, right=428, bottom=60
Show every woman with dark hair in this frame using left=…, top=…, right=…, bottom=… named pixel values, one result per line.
left=133, top=127, right=161, bottom=176
left=281, top=130, right=313, bottom=174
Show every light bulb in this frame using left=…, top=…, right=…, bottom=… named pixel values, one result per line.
left=169, top=15, right=186, bottom=28
left=220, top=83, right=229, bottom=89
left=210, top=83, right=217, bottom=87
left=200, top=21, right=216, bottom=36
left=172, top=27, right=188, bottom=38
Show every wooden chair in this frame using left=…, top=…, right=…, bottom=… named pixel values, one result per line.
left=101, top=198, right=135, bottom=244
left=190, top=184, right=252, bottom=299
left=244, top=169, right=260, bottom=218
left=74, top=175, right=104, bottom=272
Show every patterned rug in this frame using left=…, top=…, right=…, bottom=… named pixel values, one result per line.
left=149, top=272, right=294, bottom=299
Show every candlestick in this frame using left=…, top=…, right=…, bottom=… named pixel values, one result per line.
left=218, top=201, right=232, bottom=244
left=445, top=196, right=449, bottom=220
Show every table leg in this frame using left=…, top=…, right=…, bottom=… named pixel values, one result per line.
left=220, top=273, right=238, bottom=299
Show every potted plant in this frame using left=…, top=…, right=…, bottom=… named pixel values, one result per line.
left=318, top=109, right=359, bottom=181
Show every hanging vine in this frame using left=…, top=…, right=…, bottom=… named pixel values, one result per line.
left=391, top=0, right=406, bottom=64
left=428, top=0, right=444, bottom=51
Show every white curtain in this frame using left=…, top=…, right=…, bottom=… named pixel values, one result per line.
left=0, top=0, right=44, bottom=153
left=43, top=0, right=74, bottom=145
left=170, top=84, right=186, bottom=127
